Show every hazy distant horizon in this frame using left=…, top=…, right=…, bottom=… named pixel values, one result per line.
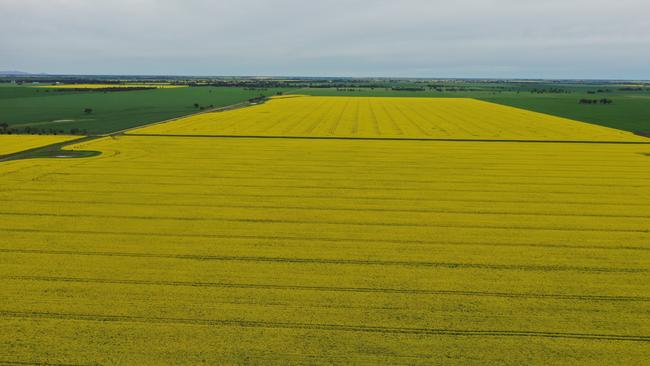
left=2, top=0, right=649, bottom=80
left=3, top=71, right=649, bottom=83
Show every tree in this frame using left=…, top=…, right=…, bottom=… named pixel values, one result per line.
left=194, top=103, right=200, bottom=108
left=0, top=122, right=8, bottom=133
left=84, top=108, right=93, bottom=114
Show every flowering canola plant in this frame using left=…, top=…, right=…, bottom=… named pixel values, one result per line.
left=131, top=95, right=647, bottom=142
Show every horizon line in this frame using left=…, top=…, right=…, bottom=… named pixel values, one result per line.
left=1, top=71, right=649, bottom=83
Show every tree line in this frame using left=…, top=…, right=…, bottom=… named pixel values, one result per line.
left=0, top=123, right=88, bottom=135
left=579, top=98, right=613, bottom=105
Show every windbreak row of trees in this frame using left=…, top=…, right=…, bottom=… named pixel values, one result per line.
left=0, top=124, right=88, bottom=135
left=579, top=98, right=613, bottom=105
left=530, top=88, right=571, bottom=94
left=391, top=87, right=426, bottom=92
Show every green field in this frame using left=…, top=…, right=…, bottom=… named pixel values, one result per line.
left=0, top=85, right=286, bottom=134
left=482, top=93, right=650, bottom=134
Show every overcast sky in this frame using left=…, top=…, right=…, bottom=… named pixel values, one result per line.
left=1, top=0, right=649, bottom=79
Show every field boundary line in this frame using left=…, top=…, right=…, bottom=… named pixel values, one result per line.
left=121, top=133, right=650, bottom=144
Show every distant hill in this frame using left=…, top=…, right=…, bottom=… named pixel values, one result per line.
left=0, top=70, right=31, bottom=75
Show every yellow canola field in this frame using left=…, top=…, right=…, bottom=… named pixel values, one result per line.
left=1, top=135, right=650, bottom=364
left=35, top=84, right=186, bottom=89
left=131, top=96, right=647, bottom=142
left=0, top=134, right=80, bottom=156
